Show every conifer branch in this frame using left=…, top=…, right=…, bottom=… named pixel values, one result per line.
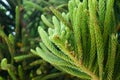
left=106, top=34, right=117, bottom=80
left=32, top=0, right=120, bottom=80
left=99, top=0, right=106, bottom=27
left=103, top=0, right=114, bottom=45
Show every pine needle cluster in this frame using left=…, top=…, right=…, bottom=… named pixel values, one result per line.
left=32, top=0, right=120, bottom=80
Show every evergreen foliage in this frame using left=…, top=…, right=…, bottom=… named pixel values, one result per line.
left=32, top=0, right=120, bottom=80
left=0, top=0, right=75, bottom=80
